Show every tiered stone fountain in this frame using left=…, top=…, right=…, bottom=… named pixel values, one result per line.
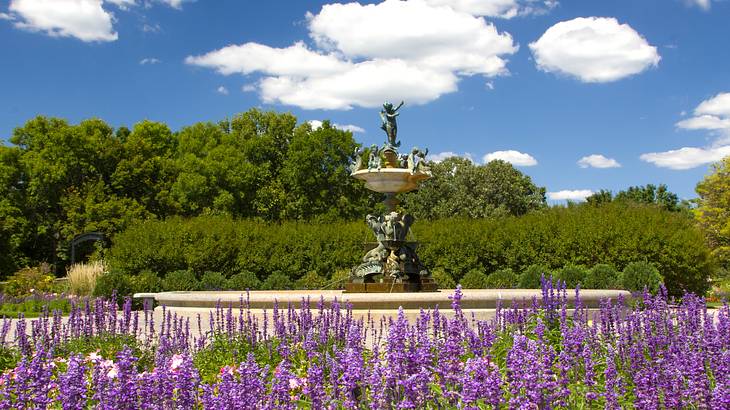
left=345, top=101, right=438, bottom=292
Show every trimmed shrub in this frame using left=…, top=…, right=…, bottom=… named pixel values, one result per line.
left=295, top=271, right=328, bottom=290
left=132, top=270, right=163, bottom=293
left=108, top=204, right=714, bottom=297
left=163, top=270, right=200, bottom=292
left=431, top=267, right=456, bottom=290
left=261, top=272, right=294, bottom=290
left=93, top=271, right=134, bottom=303
left=460, top=269, right=487, bottom=289
left=485, top=268, right=519, bottom=289
left=621, top=262, right=663, bottom=293
left=519, top=264, right=550, bottom=289
left=200, top=271, right=227, bottom=291
left=3, top=266, right=54, bottom=297
left=555, top=264, right=589, bottom=289
left=227, top=271, right=261, bottom=291
left=584, top=264, right=620, bottom=289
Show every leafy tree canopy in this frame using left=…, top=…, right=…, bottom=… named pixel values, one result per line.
left=402, top=157, right=547, bottom=219
left=695, top=156, right=730, bottom=271
left=586, top=184, right=689, bottom=212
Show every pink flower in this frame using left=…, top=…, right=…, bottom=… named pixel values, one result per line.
left=171, top=354, right=184, bottom=371
left=87, top=352, right=102, bottom=363
left=220, top=366, right=234, bottom=376
left=107, top=364, right=119, bottom=379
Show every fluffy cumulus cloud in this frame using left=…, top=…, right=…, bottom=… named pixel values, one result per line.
left=640, top=146, right=730, bottom=170
left=186, top=0, right=518, bottom=110
left=483, top=150, right=537, bottom=166
left=422, top=0, right=558, bottom=18
left=547, top=189, right=593, bottom=201
left=577, top=154, right=621, bottom=168
left=7, top=0, right=118, bottom=42
left=106, top=0, right=136, bottom=10
left=216, top=86, right=229, bottom=95
left=529, top=17, right=660, bottom=83
left=308, top=120, right=365, bottom=133
left=642, top=93, right=730, bottom=170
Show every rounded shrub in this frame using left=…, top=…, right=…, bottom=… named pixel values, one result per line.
left=519, top=264, right=550, bottom=289
left=621, top=262, right=663, bottom=293
left=132, top=270, right=163, bottom=293
left=227, top=271, right=261, bottom=291
left=4, top=266, right=55, bottom=297
left=459, top=269, right=487, bottom=289
left=200, top=271, right=227, bottom=291
left=93, top=270, right=135, bottom=304
left=555, top=264, right=589, bottom=289
left=261, top=271, right=294, bottom=290
left=431, top=267, right=456, bottom=290
left=584, top=264, right=620, bottom=289
left=485, top=268, right=519, bottom=289
left=163, top=270, right=200, bottom=292
left=295, top=271, right=328, bottom=290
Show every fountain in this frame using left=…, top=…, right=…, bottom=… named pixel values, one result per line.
left=346, top=101, right=438, bottom=292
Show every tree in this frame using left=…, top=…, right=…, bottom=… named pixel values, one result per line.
left=695, top=156, right=730, bottom=271
left=586, top=184, right=686, bottom=212
left=402, top=157, right=546, bottom=219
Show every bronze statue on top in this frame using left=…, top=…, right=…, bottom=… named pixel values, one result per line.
left=380, top=101, right=404, bottom=148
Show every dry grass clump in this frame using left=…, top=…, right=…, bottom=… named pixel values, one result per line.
left=67, top=260, right=106, bottom=296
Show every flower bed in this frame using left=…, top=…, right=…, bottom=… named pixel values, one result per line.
left=0, top=280, right=728, bottom=409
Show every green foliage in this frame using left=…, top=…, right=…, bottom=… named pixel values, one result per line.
left=555, top=264, right=589, bottom=289
left=54, top=334, right=154, bottom=372
left=403, top=157, right=546, bottom=219
left=587, top=184, right=686, bottom=213
left=0, top=297, right=73, bottom=318
left=430, top=267, right=456, bottom=290
left=3, top=265, right=55, bottom=297
left=621, top=261, right=663, bottom=293
left=695, top=156, right=730, bottom=273
left=132, top=270, right=162, bottom=293
left=584, top=264, right=620, bottom=289
left=107, top=202, right=713, bottom=297
left=227, top=271, right=261, bottom=291
left=485, top=268, right=519, bottom=289
left=261, top=271, right=294, bottom=290
left=519, top=264, right=550, bottom=288
left=162, top=270, right=200, bottom=292
left=0, top=110, right=376, bottom=279
left=459, top=269, right=487, bottom=289
left=93, top=271, right=135, bottom=303
left=200, top=271, right=227, bottom=291
left=295, top=271, right=328, bottom=290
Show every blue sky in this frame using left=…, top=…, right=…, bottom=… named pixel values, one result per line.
left=1, top=0, right=729, bottom=201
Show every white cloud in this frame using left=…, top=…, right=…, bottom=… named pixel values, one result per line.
left=157, top=0, right=191, bottom=9
left=0, top=12, right=15, bottom=20
left=142, top=22, right=161, bottom=33
left=577, top=154, right=621, bottom=168
left=106, top=0, right=135, bottom=10
left=640, top=146, right=730, bottom=170
left=675, top=93, right=730, bottom=142
left=139, top=57, right=160, bottom=65
left=547, top=189, right=593, bottom=201
left=529, top=17, right=660, bottom=83
left=8, top=0, right=118, bottom=42
left=483, top=150, right=537, bottom=166
left=308, top=120, right=365, bottom=133
left=427, top=151, right=474, bottom=163
left=241, top=84, right=256, bottom=93
left=422, top=0, right=557, bottom=18
left=186, top=0, right=517, bottom=110
left=216, top=86, right=229, bottom=95
left=684, top=0, right=711, bottom=10
left=485, top=81, right=495, bottom=90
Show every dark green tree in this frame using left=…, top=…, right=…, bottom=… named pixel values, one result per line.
left=402, top=157, right=546, bottom=219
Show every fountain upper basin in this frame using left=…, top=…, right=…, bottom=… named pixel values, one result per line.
left=351, top=168, right=431, bottom=194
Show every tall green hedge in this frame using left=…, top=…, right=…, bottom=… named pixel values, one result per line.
left=108, top=203, right=714, bottom=296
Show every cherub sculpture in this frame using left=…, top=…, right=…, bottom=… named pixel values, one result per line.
left=367, top=144, right=382, bottom=171
left=349, top=146, right=367, bottom=174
